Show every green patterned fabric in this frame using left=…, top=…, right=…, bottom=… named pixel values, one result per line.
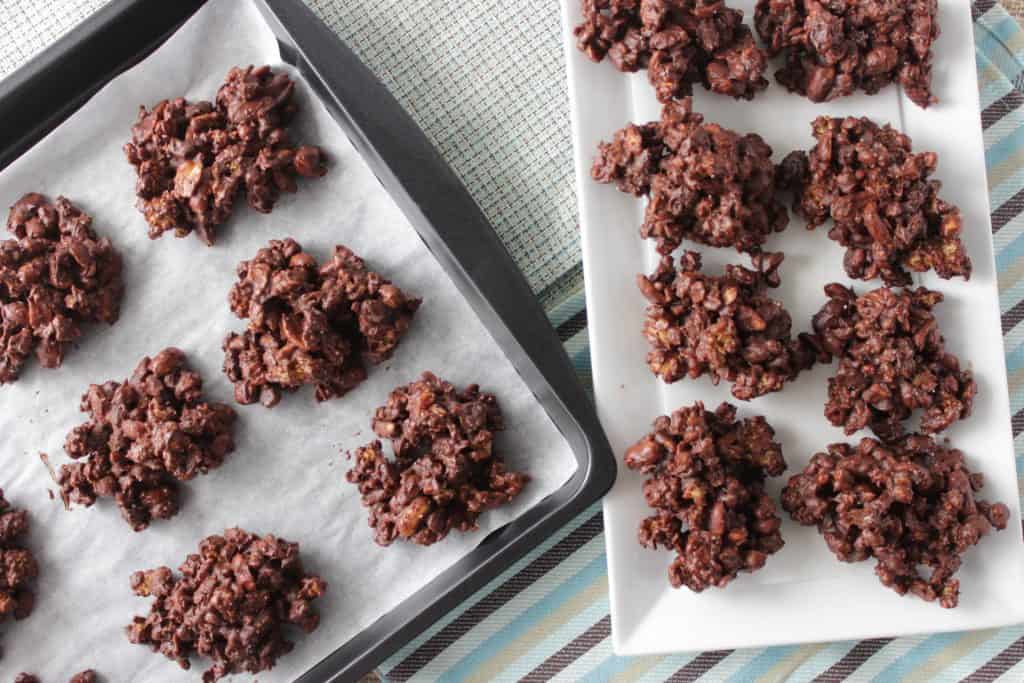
left=304, top=0, right=581, bottom=297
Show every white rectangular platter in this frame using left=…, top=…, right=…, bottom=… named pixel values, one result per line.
left=560, top=0, right=1024, bottom=655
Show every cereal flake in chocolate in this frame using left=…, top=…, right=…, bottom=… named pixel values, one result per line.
left=1, top=194, right=123, bottom=384
left=56, top=348, right=237, bottom=531
left=126, top=528, right=326, bottom=682
left=780, top=116, right=969, bottom=285
left=124, top=65, right=327, bottom=246
left=222, top=238, right=420, bottom=407
left=754, top=0, right=939, bottom=108
left=813, top=283, right=975, bottom=440
left=346, top=372, right=528, bottom=546
left=0, top=489, right=37, bottom=657
left=575, top=0, right=769, bottom=102
left=783, top=435, right=1009, bottom=608
left=593, top=100, right=788, bottom=255
left=639, top=250, right=822, bottom=399
left=625, top=401, right=786, bottom=591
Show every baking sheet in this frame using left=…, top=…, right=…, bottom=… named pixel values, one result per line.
left=0, top=0, right=577, bottom=679
left=562, top=0, right=1024, bottom=655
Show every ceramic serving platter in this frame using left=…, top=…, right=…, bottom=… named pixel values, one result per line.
left=560, top=0, right=1024, bottom=655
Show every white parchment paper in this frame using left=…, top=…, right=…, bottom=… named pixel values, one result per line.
left=0, top=0, right=577, bottom=679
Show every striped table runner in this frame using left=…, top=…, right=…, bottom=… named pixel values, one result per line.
left=381, top=2, right=1024, bottom=681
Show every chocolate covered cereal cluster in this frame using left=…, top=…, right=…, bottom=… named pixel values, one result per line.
left=813, top=283, right=975, bottom=441
left=639, top=250, right=822, bottom=399
left=593, top=99, right=788, bottom=255
left=780, top=116, right=969, bottom=285
left=755, top=0, right=940, bottom=108
left=222, top=238, right=420, bottom=407
left=783, top=435, right=1008, bottom=607
left=575, top=0, right=769, bottom=102
left=1, top=194, right=123, bottom=384
left=127, top=528, right=326, bottom=681
left=346, top=372, right=528, bottom=546
left=625, top=401, right=786, bottom=591
left=15, top=672, right=98, bottom=683
left=124, top=65, right=327, bottom=246
left=0, top=489, right=38, bottom=656
left=57, top=348, right=237, bottom=531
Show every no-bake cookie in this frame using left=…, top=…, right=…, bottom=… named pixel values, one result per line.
left=124, top=65, right=327, bottom=245
left=222, top=238, right=420, bottom=407
left=783, top=435, right=1008, bottom=607
left=625, top=401, right=786, bottom=591
left=127, top=528, right=326, bottom=681
left=1, top=194, right=123, bottom=384
left=15, top=672, right=97, bottom=683
left=779, top=116, right=969, bottom=285
left=0, top=489, right=38, bottom=658
left=56, top=348, right=237, bottom=531
left=639, top=250, right=822, bottom=399
left=593, top=99, right=788, bottom=255
left=346, top=372, right=528, bottom=546
left=813, top=283, right=975, bottom=441
left=575, top=0, right=769, bottom=102
left=755, top=0, right=939, bottom=108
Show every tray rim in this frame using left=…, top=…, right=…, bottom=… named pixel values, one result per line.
left=0, top=1, right=616, bottom=681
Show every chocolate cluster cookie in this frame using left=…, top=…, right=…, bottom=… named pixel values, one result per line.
left=813, top=283, right=975, bottom=440
left=346, top=372, right=528, bottom=546
left=625, top=401, right=786, bottom=591
left=780, top=116, right=969, bottom=286
left=783, top=435, right=1009, bottom=608
left=127, top=528, right=326, bottom=682
left=222, top=238, right=420, bottom=407
left=593, top=99, right=788, bottom=255
left=575, top=0, right=769, bottom=102
left=639, top=250, right=822, bottom=399
left=0, top=489, right=38, bottom=656
left=16, top=672, right=97, bottom=683
left=56, top=348, right=237, bottom=531
left=754, top=0, right=939, bottom=108
left=1, top=194, right=123, bottom=384
left=124, top=65, right=327, bottom=246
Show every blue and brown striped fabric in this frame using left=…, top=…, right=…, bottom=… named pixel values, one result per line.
left=381, top=2, right=1024, bottom=681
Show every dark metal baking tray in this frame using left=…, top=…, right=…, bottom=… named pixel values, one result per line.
left=0, top=0, right=616, bottom=681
